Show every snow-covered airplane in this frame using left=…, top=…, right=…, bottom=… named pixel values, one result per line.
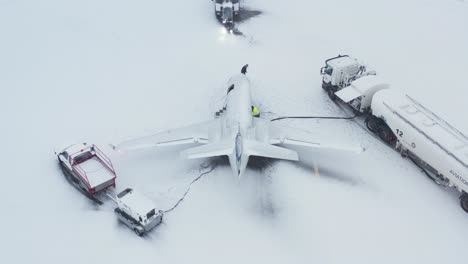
left=115, top=65, right=361, bottom=178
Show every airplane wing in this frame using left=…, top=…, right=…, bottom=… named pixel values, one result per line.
left=115, top=120, right=220, bottom=151
left=255, top=119, right=363, bottom=153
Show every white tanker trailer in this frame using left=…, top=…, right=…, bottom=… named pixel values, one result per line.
left=320, top=55, right=468, bottom=213
left=366, top=90, right=468, bottom=204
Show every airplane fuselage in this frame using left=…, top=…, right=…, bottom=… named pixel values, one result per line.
left=222, top=74, right=254, bottom=177
left=225, top=74, right=253, bottom=134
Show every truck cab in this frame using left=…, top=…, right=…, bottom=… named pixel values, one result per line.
left=320, top=55, right=375, bottom=92
left=114, top=188, right=163, bottom=236
left=320, top=55, right=382, bottom=114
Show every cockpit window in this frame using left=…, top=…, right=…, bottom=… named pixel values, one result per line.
left=227, top=84, right=234, bottom=94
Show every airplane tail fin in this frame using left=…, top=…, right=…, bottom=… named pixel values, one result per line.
left=241, top=64, right=248, bottom=75
left=244, top=140, right=299, bottom=161
left=180, top=141, right=233, bottom=159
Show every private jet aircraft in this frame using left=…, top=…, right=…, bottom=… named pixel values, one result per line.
left=115, top=65, right=360, bottom=178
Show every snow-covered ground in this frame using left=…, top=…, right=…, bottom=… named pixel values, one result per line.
left=1, top=0, right=468, bottom=263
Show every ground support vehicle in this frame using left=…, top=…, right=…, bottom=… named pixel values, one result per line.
left=320, top=55, right=378, bottom=109
left=57, top=143, right=116, bottom=204
left=367, top=90, right=468, bottom=211
left=321, top=55, right=468, bottom=213
left=112, top=188, right=163, bottom=236
left=214, top=0, right=240, bottom=31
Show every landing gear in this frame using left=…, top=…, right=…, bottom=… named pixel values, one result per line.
left=460, top=193, right=468, bottom=213
left=134, top=228, right=144, bottom=237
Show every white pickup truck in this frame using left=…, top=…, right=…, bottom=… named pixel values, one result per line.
left=57, top=143, right=116, bottom=204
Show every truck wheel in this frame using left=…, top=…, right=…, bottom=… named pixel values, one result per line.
left=378, top=126, right=392, bottom=143
left=134, top=228, right=144, bottom=237
left=366, top=116, right=379, bottom=133
left=327, top=90, right=336, bottom=101
left=352, top=108, right=361, bottom=116
left=460, top=193, right=468, bottom=213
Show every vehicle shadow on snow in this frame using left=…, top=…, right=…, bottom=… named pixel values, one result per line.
left=237, top=7, right=262, bottom=23
left=217, top=7, right=262, bottom=36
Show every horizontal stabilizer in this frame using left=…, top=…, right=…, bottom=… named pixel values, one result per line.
left=245, top=140, right=299, bottom=161
left=180, top=141, right=233, bottom=159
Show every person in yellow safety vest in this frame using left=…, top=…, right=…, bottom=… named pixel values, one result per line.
left=252, top=106, right=260, bottom=118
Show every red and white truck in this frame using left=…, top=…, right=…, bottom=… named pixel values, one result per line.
left=57, top=143, right=116, bottom=204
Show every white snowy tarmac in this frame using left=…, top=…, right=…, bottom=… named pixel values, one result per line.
left=1, top=0, right=468, bottom=263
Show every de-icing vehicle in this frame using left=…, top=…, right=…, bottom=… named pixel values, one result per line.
left=213, top=0, right=240, bottom=31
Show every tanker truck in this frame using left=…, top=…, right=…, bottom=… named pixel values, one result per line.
left=320, top=55, right=468, bottom=213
